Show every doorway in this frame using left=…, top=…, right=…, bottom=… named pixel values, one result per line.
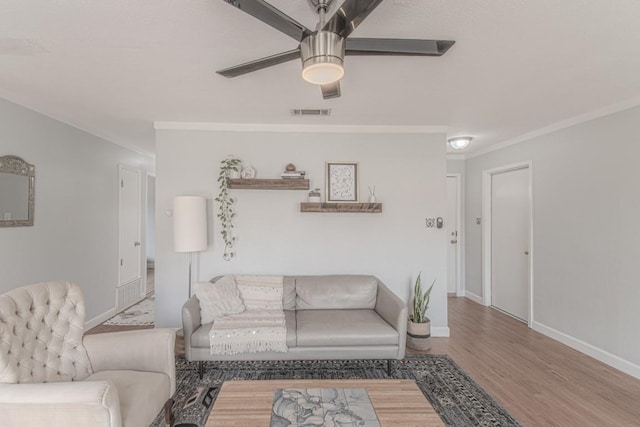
left=118, top=165, right=142, bottom=310
left=446, top=174, right=463, bottom=296
left=145, top=174, right=156, bottom=296
left=481, top=162, right=533, bottom=325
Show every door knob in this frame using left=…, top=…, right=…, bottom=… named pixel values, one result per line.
left=134, top=241, right=141, bottom=247
left=524, top=251, right=529, bottom=255
left=451, top=240, right=457, bottom=244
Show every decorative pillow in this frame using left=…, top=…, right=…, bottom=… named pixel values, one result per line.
left=235, top=275, right=284, bottom=311
left=194, top=276, right=245, bottom=324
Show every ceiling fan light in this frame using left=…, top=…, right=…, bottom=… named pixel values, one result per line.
left=448, top=137, right=473, bottom=150
left=302, top=60, right=344, bottom=85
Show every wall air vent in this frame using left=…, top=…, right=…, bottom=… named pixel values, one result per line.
left=290, top=109, right=331, bottom=117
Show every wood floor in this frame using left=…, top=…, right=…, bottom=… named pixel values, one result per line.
left=418, top=297, right=640, bottom=426
left=87, top=296, right=640, bottom=427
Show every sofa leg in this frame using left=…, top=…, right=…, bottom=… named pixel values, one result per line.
left=199, top=361, right=204, bottom=379
left=387, top=359, right=394, bottom=376
left=164, top=398, right=174, bottom=426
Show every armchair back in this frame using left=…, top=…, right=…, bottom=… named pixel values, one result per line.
left=0, top=281, right=92, bottom=384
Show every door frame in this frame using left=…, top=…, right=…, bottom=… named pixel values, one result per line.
left=481, top=161, right=534, bottom=327
left=446, top=173, right=464, bottom=297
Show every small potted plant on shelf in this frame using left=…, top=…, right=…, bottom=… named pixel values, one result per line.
left=407, top=273, right=435, bottom=350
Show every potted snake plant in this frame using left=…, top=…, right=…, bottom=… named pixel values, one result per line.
left=407, top=273, right=435, bottom=350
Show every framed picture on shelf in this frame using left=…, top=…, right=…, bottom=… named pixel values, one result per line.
left=326, top=162, right=359, bottom=202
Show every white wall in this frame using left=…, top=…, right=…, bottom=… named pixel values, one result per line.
left=465, top=106, right=640, bottom=375
left=0, top=98, right=154, bottom=325
left=155, top=128, right=449, bottom=333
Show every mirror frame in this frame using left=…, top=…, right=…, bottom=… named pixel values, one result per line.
left=0, top=155, right=35, bottom=227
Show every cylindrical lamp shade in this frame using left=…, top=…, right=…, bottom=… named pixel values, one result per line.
left=173, top=196, right=208, bottom=253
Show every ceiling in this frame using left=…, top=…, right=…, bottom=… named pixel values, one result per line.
left=1, top=0, right=639, bottom=157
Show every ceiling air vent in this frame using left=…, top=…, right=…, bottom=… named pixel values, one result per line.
left=290, top=109, right=331, bottom=117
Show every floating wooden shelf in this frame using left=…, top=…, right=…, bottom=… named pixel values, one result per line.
left=228, top=178, right=310, bottom=190
left=300, top=202, right=382, bottom=213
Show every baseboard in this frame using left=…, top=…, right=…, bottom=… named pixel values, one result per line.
left=456, top=290, right=465, bottom=297
left=464, top=291, right=483, bottom=305
left=431, top=327, right=450, bottom=337
left=532, top=321, right=640, bottom=380
left=85, top=307, right=117, bottom=331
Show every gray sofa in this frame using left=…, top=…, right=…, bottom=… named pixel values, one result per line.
left=182, top=275, right=407, bottom=377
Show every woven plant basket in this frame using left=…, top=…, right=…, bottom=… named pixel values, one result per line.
left=407, top=318, right=431, bottom=350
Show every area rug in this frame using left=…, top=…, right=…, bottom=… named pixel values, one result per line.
left=103, top=296, right=154, bottom=325
left=151, top=355, right=520, bottom=427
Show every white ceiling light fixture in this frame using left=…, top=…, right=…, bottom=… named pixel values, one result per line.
left=448, top=136, right=473, bottom=150
left=300, top=31, right=345, bottom=86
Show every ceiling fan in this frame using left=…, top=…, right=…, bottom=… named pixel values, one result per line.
left=217, top=0, right=455, bottom=99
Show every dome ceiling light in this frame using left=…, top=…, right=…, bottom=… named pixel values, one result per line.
left=448, top=137, right=473, bottom=150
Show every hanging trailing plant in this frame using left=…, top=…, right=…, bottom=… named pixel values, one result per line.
left=215, top=157, right=241, bottom=260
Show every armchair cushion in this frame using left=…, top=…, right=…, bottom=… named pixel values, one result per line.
left=0, top=380, right=122, bottom=427
left=87, top=370, right=170, bottom=427
left=0, top=281, right=92, bottom=383
left=83, top=328, right=176, bottom=395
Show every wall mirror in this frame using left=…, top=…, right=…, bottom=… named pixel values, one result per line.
left=0, top=155, right=35, bottom=227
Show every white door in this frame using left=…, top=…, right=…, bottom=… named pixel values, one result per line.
left=491, top=168, right=529, bottom=321
left=119, top=167, right=141, bottom=287
left=446, top=176, right=459, bottom=294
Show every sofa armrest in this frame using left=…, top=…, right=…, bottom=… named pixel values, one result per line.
left=182, top=295, right=201, bottom=360
left=0, top=381, right=122, bottom=427
left=83, top=328, right=176, bottom=395
left=375, top=281, right=408, bottom=359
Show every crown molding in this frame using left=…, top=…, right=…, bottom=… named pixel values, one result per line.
left=466, top=96, right=640, bottom=159
left=446, top=154, right=466, bottom=161
left=153, top=122, right=448, bottom=134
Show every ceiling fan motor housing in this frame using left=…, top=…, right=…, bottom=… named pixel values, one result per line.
left=300, top=31, right=345, bottom=85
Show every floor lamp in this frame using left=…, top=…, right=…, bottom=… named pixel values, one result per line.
left=173, top=196, right=208, bottom=299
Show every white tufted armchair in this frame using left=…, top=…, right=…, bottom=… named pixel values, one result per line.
left=0, top=281, right=176, bottom=427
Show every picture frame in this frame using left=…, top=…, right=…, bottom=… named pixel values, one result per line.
left=325, top=162, right=359, bottom=202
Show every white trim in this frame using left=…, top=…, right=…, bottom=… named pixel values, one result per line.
left=85, top=307, right=117, bottom=331
left=431, top=326, right=450, bottom=338
left=446, top=174, right=464, bottom=297
left=153, top=121, right=448, bottom=134
left=467, top=96, right=640, bottom=159
left=532, top=321, right=640, bottom=380
left=481, top=161, right=534, bottom=326
left=446, top=154, right=466, bottom=160
left=464, top=291, right=483, bottom=305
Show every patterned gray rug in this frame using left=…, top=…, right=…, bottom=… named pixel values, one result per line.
left=152, top=355, right=520, bottom=427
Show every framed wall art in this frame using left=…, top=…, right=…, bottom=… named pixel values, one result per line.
left=326, top=162, right=359, bottom=202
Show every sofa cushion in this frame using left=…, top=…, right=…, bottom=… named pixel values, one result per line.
left=86, top=370, right=170, bottom=427
left=235, top=275, right=284, bottom=311
left=295, top=275, right=378, bottom=310
left=283, top=277, right=296, bottom=310
left=296, top=310, right=398, bottom=347
left=194, top=277, right=245, bottom=324
left=192, top=309, right=297, bottom=348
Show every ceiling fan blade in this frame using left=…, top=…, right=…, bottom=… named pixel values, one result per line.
left=222, top=0, right=313, bottom=42
left=217, top=49, right=301, bottom=78
left=321, top=81, right=341, bottom=99
left=346, top=38, right=455, bottom=56
left=321, top=0, right=384, bottom=38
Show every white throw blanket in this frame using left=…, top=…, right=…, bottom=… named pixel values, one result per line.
left=209, top=275, right=288, bottom=355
